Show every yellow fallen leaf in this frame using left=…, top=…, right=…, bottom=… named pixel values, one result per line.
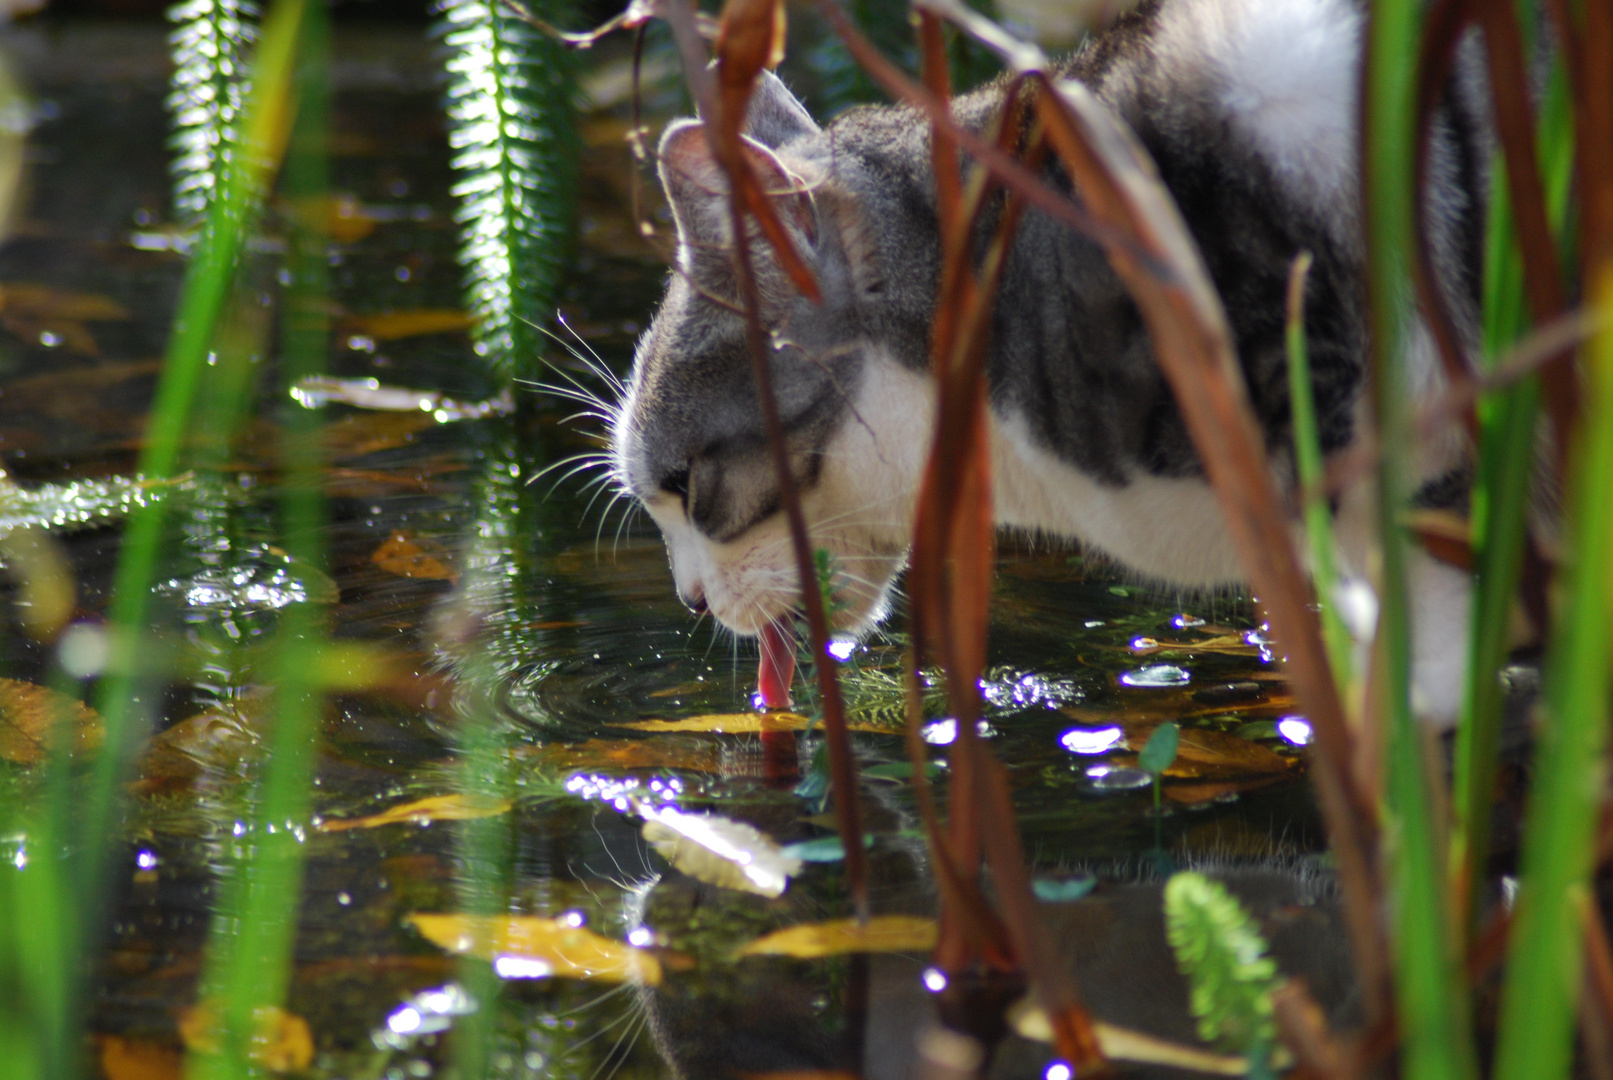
left=371, top=530, right=458, bottom=583
left=407, top=913, right=662, bottom=985
left=0, top=678, right=102, bottom=765
left=1007, top=998, right=1271, bottom=1076
left=345, top=309, right=475, bottom=341
left=318, top=793, right=511, bottom=832
left=99, top=1035, right=183, bottom=1080
left=619, top=712, right=889, bottom=734
left=735, top=915, right=938, bottom=959
left=642, top=807, right=801, bottom=897
left=179, top=1003, right=313, bottom=1073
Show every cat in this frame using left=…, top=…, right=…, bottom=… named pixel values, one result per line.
left=609, top=0, right=1494, bottom=722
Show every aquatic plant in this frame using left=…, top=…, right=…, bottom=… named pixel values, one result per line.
left=1163, top=872, right=1279, bottom=1063
left=439, top=0, right=578, bottom=382
left=166, top=0, right=259, bottom=221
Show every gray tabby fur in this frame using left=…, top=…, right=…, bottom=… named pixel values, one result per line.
left=610, top=0, right=1492, bottom=721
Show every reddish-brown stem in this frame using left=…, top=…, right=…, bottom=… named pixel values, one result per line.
left=660, top=0, right=868, bottom=919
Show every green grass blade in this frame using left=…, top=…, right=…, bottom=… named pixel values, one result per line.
left=1451, top=56, right=1573, bottom=934
left=1285, top=253, right=1355, bottom=689
left=1491, top=267, right=1613, bottom=1080
left=185, top=4, right=329, bottom=1077
left=83, top=0, right=306, bottom=923
left=1363, top=0, right=1478, bottom=1077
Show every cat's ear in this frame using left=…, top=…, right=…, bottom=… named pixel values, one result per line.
left=658, top=119, right=816, bottom=294
left=743, top=71, right=819, bottom=148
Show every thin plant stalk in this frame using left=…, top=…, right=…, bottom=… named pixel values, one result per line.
left=1451, top=55, right=1573, bottom=936
left=185, top=4, right=329, bottom=1076
left=82, top=0, right=306, bottom=976
left=658, top=0, right=869, bottom=919
left=1285, top=252, right=1354, bottom=689
left=1491, top=265, right=1613, bottom=1080
left=1364, top=0, right=1478, bottom=1075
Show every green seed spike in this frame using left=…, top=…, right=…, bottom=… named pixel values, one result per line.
left=1163, top=872, right=1279, bottom=1056
left=440, top=0, right=578, bottom=382
left=166, top=0, right=259, bottom=222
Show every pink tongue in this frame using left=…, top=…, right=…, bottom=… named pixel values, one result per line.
left=757, top=617, right=796, bottom=710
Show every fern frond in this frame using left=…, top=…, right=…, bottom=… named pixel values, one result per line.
left=1163, top=872, right=1280, bottom=1054
left=440, top=0, right=578, bottom=381
left=166, top=0, right=259, bottom=221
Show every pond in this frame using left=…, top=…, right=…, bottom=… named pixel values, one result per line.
left=0, top=16, right=1341, bottom=1080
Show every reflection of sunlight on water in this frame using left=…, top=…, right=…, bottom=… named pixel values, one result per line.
left=979, top=667, right=1085, bottom=710
left=1060, top=725, right=1123, bottom=754
left=1119, top=664, right=1191, bottom=688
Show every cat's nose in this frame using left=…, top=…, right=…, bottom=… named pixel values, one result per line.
left=680, top=584, right=707, bottom=615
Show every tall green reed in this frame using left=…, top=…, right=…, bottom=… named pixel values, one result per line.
left=1491, top=264, right=1613, bottom=1080
left=1363, top=0, right=1477, bottom=1077
left=84, top=0, right=305, bottom=940
left=184, top=1, right=331, bottom=1076
left=1451, top=55, right=1574, bottom=936
left=440, top=0, right=578, bottom=384
left=1285, top=253, right=1354, bottom=690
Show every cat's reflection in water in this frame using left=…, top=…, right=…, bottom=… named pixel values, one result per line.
left=629, top=864, right=1357, bottom=1080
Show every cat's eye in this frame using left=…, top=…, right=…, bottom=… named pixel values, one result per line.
left=660, top=467, right=691, bottom=504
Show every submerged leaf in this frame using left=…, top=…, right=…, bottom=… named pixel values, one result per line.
left=641, top=807, right=802, bottom=897
left=179, top=1003, right=313, bottom=1073
left=371, top=530, right=458, bottom=583
left=735, top=915, right=938, bottom=958
left=407, top=913, right=662, bottom=985
left=318, top=793, right=511, bottom=832
left=99, top=1035, right=183, bottom=1080
left=343, top=309, right=475, bottom=341
left=0, top=679, right=102, bottom=765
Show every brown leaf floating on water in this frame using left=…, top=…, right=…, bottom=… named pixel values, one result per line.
left=98, top=1034, right=183, bottom=1080
left=407, top=914, right=663, bottom=985
left=318, top=793, right=511, bottom=832
left=371, top=530, right=458, bottom=583
left=0, top=678, right=102, bottom=765
left=179, top=1003, right=313, bottom=1073
left=735, top=916, right=938, bottom=959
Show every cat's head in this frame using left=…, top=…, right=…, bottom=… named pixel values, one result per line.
left=612, top=74, right=932, bottom=638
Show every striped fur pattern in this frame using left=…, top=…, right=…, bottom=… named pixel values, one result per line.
left=610, top=0, right=1492, bottom=720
